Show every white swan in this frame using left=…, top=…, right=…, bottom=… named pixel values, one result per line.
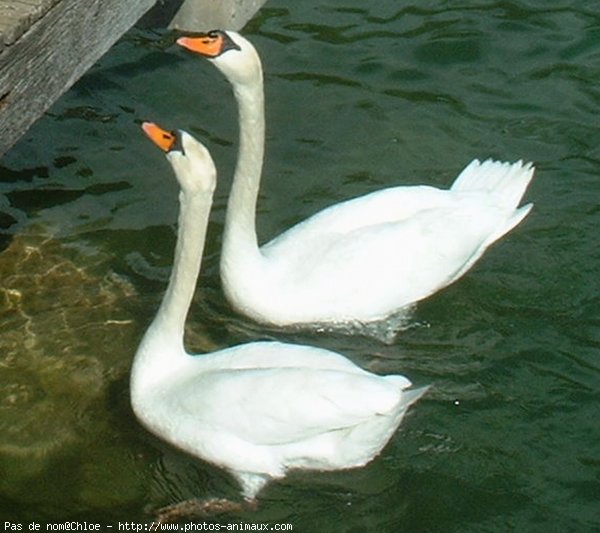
left=131, top=122, right=428, bottom=521
left=177, top=31, right=536, bottom=330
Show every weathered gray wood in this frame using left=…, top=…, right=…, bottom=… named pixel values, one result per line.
left=0, top=0, right=60, bottom=46
left=169, top=0, right=268, bottom=32
left=0, top=0, right=157, bottom=156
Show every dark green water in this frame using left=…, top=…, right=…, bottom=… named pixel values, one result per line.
left=1, top=1, right=599, bottom=531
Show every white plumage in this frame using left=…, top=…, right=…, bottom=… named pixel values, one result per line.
left=131, top=123, right=427, bottom=511
left=178, top=31, right=535, bottom=329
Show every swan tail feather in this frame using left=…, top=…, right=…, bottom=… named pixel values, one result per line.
left=488, top=201, right=533, bottom=245
left=450, top=159, right=535, bottom=210
left=397, top=385, right=430, bottom=410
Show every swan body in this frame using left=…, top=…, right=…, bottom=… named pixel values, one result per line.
left=178, top=31, right=535, bottom=329
left=131, top=122, right=427, bottom=504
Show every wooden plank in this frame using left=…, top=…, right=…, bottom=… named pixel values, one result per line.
left=0, top=0, right=59, bottom=46
left=0, top=0, right=156, bottom=156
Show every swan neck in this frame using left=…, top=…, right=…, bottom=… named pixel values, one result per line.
left=154, top=191, right=211, bottom=338
left=132, top=188, right=211, bottom=396
left=224, top=71, right=265, bottom=256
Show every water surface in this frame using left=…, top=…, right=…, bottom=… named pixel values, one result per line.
left=1, top=1, right=599, bottom=531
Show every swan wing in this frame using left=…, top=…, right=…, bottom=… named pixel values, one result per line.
left=174, top=367, right=415, bottom=446
left=262, top=185, right=450, bottom=258
left=264, top=202, right=526, bottom=316
left=263, top=159, right=533, bottom=261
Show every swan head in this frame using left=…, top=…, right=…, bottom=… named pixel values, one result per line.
left=141, top=122, right=216, bottom=195
left=177, top=30, right=262, bottom=88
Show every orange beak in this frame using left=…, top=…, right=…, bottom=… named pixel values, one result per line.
left=142, top=122, right=177, bottom=152
left=177, top=34, right=224, bottom=57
